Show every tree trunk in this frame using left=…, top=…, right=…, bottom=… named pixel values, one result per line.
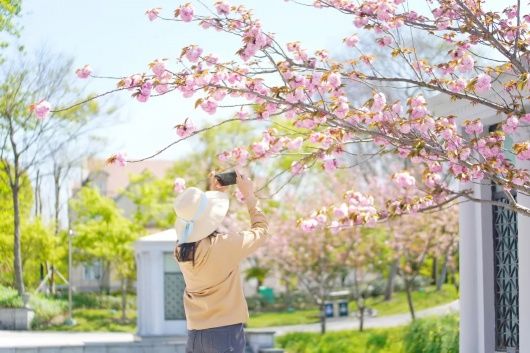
left=432, top=257, right=438, bottom=286
left=384, top=260, right=398, bottom=301
left=358, top=301, right=365, bottom=332
left=49, top=265, right=56, bottom=295
left=436, top=256, right=448, bottom=291
left=405, top=279, right=416, bottom=320
left=320, top=302, right=326, bottom=334
left=121, top=278, right=127, bottom=322
left=12, top=177, right=25, bottom=297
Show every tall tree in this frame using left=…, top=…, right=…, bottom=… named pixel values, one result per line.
left=0, top=51, right=98, bottom=296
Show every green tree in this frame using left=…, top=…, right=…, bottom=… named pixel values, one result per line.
left=0, top=51, right=99, bottom=296
left=69, top=186, right=137, bottom=321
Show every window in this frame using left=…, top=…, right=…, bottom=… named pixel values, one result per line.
left=489, top=124, right=519, bottom=352
left=163, top=252, right=186, bottom=320
left=83, top=261, right=102, bottom=281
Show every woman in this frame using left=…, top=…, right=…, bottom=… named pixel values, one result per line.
left=173, top=170, right=269, bottom=353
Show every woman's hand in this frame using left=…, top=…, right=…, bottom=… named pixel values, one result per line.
left=236, top=170, right=257, bottom=208
left=208, top=171, right=228, bottom=192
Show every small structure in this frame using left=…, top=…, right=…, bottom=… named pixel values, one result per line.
left=429, top=91, right=530, bottom=353
left=134, top=228, right=187, bottom=337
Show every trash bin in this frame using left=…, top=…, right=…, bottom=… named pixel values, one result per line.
left=324, top=302, right=334, bottom=318
left=337, top=300, right=349, bottom=317
left=258, top=286, right=275, bottom=304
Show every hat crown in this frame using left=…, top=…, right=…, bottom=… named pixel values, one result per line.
left=174, top=187, right=206, bottom=220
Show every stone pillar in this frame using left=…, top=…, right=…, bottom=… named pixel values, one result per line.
left=459, top=181, right=479, bottom=353
left=517, top=158, right=530, bottom=353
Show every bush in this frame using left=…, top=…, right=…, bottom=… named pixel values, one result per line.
left=30, top=295, right=68, bottom=328
left=0, top=285, right=24, bottom=308
left=403, top=315, right=459, bottom=353
left=276, top=315, right=459, bottom=353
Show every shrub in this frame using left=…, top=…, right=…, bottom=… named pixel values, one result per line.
left=403, top=315, right=459, bottom=353
left=0, top=285, right=23, bottom=308
left=277, top=315, right=459, bottom=353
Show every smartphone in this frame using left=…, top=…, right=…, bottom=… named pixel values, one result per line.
left=214, top=171, right=237, bottom=186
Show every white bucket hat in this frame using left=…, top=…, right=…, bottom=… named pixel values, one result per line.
left=174, top=187, right=230, bottom=244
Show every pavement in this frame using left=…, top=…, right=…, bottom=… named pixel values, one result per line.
left=0, top=331, right=138, bottom=348
left=0, top=300, right=459, bottom=347
left=251, top=300, right=460, bottom=335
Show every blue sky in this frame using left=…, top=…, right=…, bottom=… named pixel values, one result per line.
left=19, top=0, right=361, bottom=161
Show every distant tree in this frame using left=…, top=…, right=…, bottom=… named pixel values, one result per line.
left=69, top=186, right=137, bottom=321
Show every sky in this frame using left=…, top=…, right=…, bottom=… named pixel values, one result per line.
left=18, top=0, right=362, bottom=161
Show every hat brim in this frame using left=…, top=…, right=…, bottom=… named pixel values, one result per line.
left=175, top=191, right=229, bottom=244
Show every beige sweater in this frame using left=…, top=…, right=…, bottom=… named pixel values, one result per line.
left=178, top=205, right=269, bottom=330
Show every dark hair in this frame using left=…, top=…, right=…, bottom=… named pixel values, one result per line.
left=174, top=231, right=219, bottom=266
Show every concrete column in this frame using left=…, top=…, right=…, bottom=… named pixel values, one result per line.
left=151, top=249, right=164, bottom=335
left=459, top=181, right=480, bottom=353
left=476, top=183, right=495, bottom=353
left=517, top=158, right=530, bottom=353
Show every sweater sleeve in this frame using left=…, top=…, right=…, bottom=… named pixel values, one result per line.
left=212, top=204, right=269, bottom=265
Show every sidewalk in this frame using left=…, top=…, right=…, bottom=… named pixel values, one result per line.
left=250, top=300, right=459, bottom=336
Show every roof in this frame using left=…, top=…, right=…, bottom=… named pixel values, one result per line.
left=134, top=228, right=177, bottom=250
left=83, top=158, right=175, bottom=197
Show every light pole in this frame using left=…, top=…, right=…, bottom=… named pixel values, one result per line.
left=65, top=228, right=76, bottom=326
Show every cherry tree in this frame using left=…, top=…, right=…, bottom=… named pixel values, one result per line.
left=36, top=0, right=530, bottom=229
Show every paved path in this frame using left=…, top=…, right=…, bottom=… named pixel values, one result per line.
left=0, top=330, right=139, bottom=347
left=0, top=300, right=459, bottom=347
left=251, top=300, right=459, bottom=336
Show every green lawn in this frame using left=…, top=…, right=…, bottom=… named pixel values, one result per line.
left=41, top=308, right=136, bottom=332
left=248, top=285, right=458, bottom=328
left=360, top=284, right=459, bottom=317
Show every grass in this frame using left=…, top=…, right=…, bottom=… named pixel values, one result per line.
left=247, top=308, right=321, bottom=328
left=359, top=284, right=459, bottom=317
left=276, top=315, right=459, bottom=353
left=43, top=308, right=136, bottom=332
left=1, top=285, right=135, bottom=331
left=248, top=284, right=458, bottom=328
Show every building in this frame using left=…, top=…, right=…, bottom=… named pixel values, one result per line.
left=70, top=158, right=176, bottom=292
left=429, top=93, right=530, bottom=353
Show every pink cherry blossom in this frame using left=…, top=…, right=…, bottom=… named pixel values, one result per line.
left=179, top=3, right=194, bottom=22
left=475, top=73, right=492, bottom=93
left=344, top=34, right=359, bottom=47
left=327, top=72, right=342, bottom=89
left=108, top=152, right=127, bottom=167
left=200, top=100, right=217, bottom=115
left=323, top=158, right=338, bottom=172
left=176, top=119, right=196, bottom=138
left=75, top=65, right=92, bottom=79
left=185, top=45, right=203, bottom=62
left=146, top=8, right=161, bottom=21
left=449, top=78, right=466, bottom=93
left=287, top=136, right=303, bottom=150
left=516, top=142, right=530, bottom=160
left=30, top=100, right=51, bottom=120
left=300, top=218, right=319, bottom=233
left=502, top=116, right=519, bottom=133
left=458, top=54, right=474, bottom=73
left=215, top=1, right=230, bottom=15
left=173, top=177, right=186, bottom=193
left=150, top=59, right=166, bottom=77
left=393, top=171, right=416, bottom=188
left=464, top=119, right=483, bottom=135
left=291, top=161, right=305, bottom=175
